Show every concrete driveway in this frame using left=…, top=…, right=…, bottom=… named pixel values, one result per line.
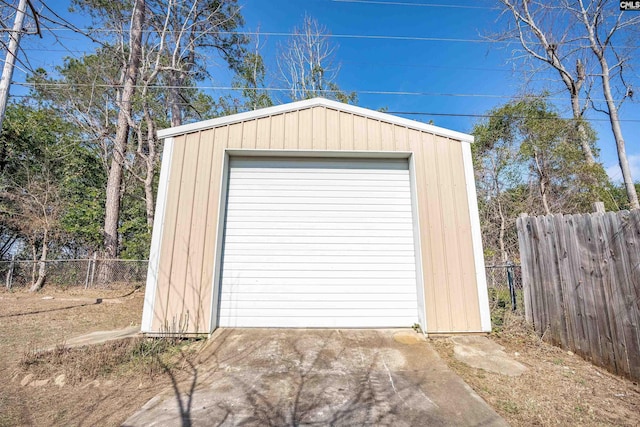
left=124, top=329, right=506, bottom=426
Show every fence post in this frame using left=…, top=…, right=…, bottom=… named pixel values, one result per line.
left=592, top=201, right=605, bottom=213
left=84, top=255, right=92, bottom=289
left=5, top=254, right=14, bottom=289
left=507, top=261, right=517, bottom=311
left=89, top=252, right=97, bottom=288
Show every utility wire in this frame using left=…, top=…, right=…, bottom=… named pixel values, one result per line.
left=9, top=46, right=523, bottom=74
left=10, top=92, right=640, bottom=123
left=331, top=0, right=498, bottom=10
left=30, top=28, right=640, bottom=50
left=13, top=81, right=638, bottom=104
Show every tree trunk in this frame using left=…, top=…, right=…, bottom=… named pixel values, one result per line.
left=102, top=0, right=146, bottom=260
left=30, top=241, right=36, bottom=284
left=533, top=150, right=552, bottom=215
left=497, top=198, right=508, bottom=264
left=569, top=93, right=596, bottom=166
left=599, top=60, right=639, bottom=209
left=30, top=229, right=48, bottom=292
left=169, top=73, right=182, bottom=127
left=143, top=110, right=156, bottom=229
left=576, top=2, right=639, bottom=209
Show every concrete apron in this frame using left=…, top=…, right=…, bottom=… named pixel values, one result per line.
left=124, top=329, right=507, bottom=427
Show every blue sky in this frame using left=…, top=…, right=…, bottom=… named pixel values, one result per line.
left=10, top=0, right=640, bottom=183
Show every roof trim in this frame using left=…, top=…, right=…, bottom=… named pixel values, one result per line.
left=157, top=98, right=475, bottom=143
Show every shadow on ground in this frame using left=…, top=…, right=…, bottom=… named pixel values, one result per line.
left=124, top=329, right=506, bottom=427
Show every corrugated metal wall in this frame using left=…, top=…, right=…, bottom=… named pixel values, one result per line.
left=150, top=106, right=481, bottom=334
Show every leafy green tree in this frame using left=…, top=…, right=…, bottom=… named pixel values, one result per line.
left=30, top=0, right=251, bottom=261
left=473, top=95, right=611, bottom=264
left=0, top=104, right=103, bottom=289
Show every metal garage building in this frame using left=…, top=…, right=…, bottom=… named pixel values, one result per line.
left=141, top=98, right=491, bottom=335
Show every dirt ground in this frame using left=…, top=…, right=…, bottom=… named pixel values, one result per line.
left=1, top=286, right=638, bottom=426
left=430, top=313, right=640, bottom=426
left=0, top=285, right=204, bottom=427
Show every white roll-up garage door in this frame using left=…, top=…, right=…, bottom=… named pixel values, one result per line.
left=218, top=157, right=419, bottom=328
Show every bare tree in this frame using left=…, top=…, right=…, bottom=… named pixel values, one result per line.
left=102, top=0, right=145, bottom=261
left=0, top=170, right=62, bottom=291
left=573, top=0, right=639, bottom=209
left=147, top=0, right=246, bottom=127
left=498, top=0, right=639, bottom=209
left=497, top=0, right=597, bottom=165
left=278, top=14, right=356, bottom=103
left=121, top=0, right=247, bottom=229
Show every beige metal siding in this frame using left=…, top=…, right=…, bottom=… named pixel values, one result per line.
left=151, top=106, right=483, bottom=333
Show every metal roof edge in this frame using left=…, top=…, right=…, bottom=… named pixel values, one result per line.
left=157, top=97, right=474, bottom=143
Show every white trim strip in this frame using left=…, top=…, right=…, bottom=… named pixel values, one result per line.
left=408, top=153, right=428, bottom=334
left=461, top=142, right=491, bottom=332
left=141, top=137, right=174, bottom=333
left=208, top=150, right=231, bottom=332
left=157, top=98, right=474, bottom=143
left=225, top=149, right=412, bottom=159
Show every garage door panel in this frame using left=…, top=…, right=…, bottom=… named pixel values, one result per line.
left=224, top=228, right=415, bottom=238
left=222, top=270, right=416, bottom=279
left=227, top=189, right=411, bottom=199
left=222, top=255, right=416, bottom=264
left=230, top=183, right=411, bottom=192
left=217, top=317, right=416, bottom=328
left=220, top=278, right=418, bottom=287
left=229, top=171, right=410, bottom=181
left=223, top=250, right=416, bottom=258
left=228, top=202, right=413, bottom=212
left=227, top=204, right=413, bottom=213
left=225, top=221, right=414, bottom=231
left=219, top=292, right=417, bottom=302
left=225, top=210, right=413, bottom=219
left=223, top=244, right=416, bottom=253
left=230, top=158, right=409, bottom=170
left=220, top=300, right=415, bottom=312
left=219, top=307, right=416, bottom=319
left=223, top=262, right=415, bottom=272
left=218, top=157, right=419, bottom=328
left=223, top=236, right=415, bottom=245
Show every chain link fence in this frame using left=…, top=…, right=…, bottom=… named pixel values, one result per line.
left=1, top=258, right=148, bottom=289
left=2, top=257, right=521, bottom=314
left=485, top=264, right=523, bottom=315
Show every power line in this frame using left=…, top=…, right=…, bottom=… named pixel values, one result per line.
left=387, top=111, right=640, bottom=123
left=29, top=28, right=640, bottom=50
left=31, top=27, right=499, bottom=44
left=331, top=0, right=498, bottom=10
left=13, top=81, right=638, bottom=104
left=9, top=45, right=522, bottom=74
left=9, top=91, right=640, bottom=123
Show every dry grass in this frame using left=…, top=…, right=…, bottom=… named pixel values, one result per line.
left=430, top=311, right=640, bottom=426
left=19, top=337, right=193, bottom=385
left=0, top=285, right=205, bottom=426
left=2, top=285, right=639, bottom=426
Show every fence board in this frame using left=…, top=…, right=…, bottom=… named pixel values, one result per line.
left=619, top=211, right=640, bottom=379
left=554, top=214, right=575, bottom=351
left=517, top=210, right=640, bottom=381
left=516, top=216, right=534, bottom=324
left=544, top=215, right=568, bottom=347
left=596, top=213, right=626, bottom=376
left=565, top=215, right=590, bottom=359
left=530, top=216, right=548, bottom=332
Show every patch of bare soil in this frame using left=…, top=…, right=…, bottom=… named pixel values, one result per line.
left=430, top=312, right=640, bottom=426
left=0, top=285, right=203, bottom=427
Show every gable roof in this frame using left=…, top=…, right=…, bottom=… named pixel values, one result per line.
left=157, top=97, right=474, bottom=143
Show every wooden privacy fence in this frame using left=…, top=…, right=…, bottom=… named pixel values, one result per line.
left=516, top=209, right=640, bottom=381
